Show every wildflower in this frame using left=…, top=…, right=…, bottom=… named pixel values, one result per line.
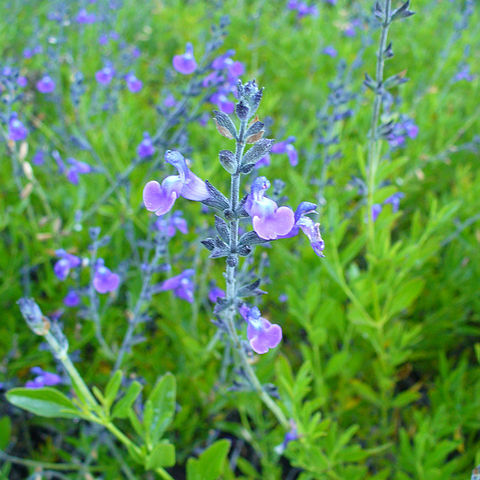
left=64, top=290, right=80, bottom=307
left=8, top=113, right=28, bottom=141
left=36, top=74, right=55, bottom=93
left=173, top=42, right=197, bottom=75
left=322, top=45, right=337, bottom=57
left=17, top=76, right=28, bottom=87
left=164, top=94, right=177, bottom=108
left=245, top=177, right=295, bottom=240
left=76, top=8, right=96, bottom=24
left=66, top=158, right=92, bottom=184
left=143, top=150, right=209, bottom=216
left=93, top=260, right=120, bottom=294
left=281, top=202, right=325, bottom=256
left=239, top=304, right=282, bottom=354
left=125, top=72, right=142, bottom=93
left=154, top=210, right=188, bottom=237
left=54, top=250, right=81, bottom=281
left=25, top=367, right=62, bottom=389
left=32, top=150, right=45, bottom=165
left=384, top=192, right=405, bottom=212
left=156, top=269, right=194, bottom=303
left=372, top=203, right=382, bottom=221
left=454, top=64, right=476, bottom=82
left=271, top=136, right=298, bottom=166
left=210, top=90, right=235, bottom=114
left=137, top=132, right=155, bottom=158
left=95, top=65, right=115, bottom=85
left=275, top=422, right=299, bottom=454
left=208, top=285, right=225, bottom=303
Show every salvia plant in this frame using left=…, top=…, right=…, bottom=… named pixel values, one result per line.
left=2, top=0, right=480, bottom=479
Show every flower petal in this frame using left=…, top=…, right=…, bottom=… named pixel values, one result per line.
left=143, top=178, right=181, bottom=216
left=253, top=206, right=295, bottom=240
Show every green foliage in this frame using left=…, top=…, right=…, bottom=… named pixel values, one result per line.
left=186, top=440, right=231, bottom=480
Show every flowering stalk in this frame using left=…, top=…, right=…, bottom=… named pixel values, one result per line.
left=223, top=116, right=289, bottom=429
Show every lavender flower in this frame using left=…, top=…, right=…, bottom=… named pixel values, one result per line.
left=137, top=132, right=155, bottom=158
left=323, top=46, right=338, bottom=57
left=125, top=72, right=143, bottom=92
left=271, top=136, right=298, bottom=166
left=173, top=42, right=197, bottom=75
left=17, top=75, right=28, bottom=87
left=32, top=150, right=45, bottom=165
left=93, top=260, right=120, bottom=294
left=245, top=177, right=295, bottom=240
left=283, top=202, right=325, bottom=257
left=157, top=269, right=194, bottom=303
left=64, top=290, right=81, bottom=307
left=95, top=65, right=115, bottom=85
left=208, top=285, right=225, bottom=303
left=239, top=305, right=282, bottom=354
left=384, top=192, right=405, bottom=212
left=66, top=158, right=92, bottom=184
left=454, top=64, right=476, bottom=82
left=372, top=203, right=383, bottom=222
left=8, top=113, right=28, bottom=141
left=25, top=367, right=62, bottom=389
left=76, top=8, right=96, bottom=24
left=143, top=150, right=209, bottom=216
left=54, top=250, right=81, bottom=281
left=154, top=210, right=188, bottom=237
left=36, top=74, right=55, bottom=93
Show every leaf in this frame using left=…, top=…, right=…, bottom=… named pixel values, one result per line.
left=6, top=387, right=79, bottom=419
left=144, top=373, right=176, bottom=445
left=111, top=380, right=143, bottom=419
left=213, top=111, right=237, bottom=139
left=146, top=441, right=176, bottom=469
left=241, top=138, right=274, bottom=169
left=0, top=417, right=11, bottom=449
left=104, top=370, right=123, bottom=410
left=186, top=439, right=231, bottom=480
left=386, top=277, right=425, bottom=317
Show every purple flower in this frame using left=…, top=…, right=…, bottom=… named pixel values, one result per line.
left=154, top=210, right=188, bottom=237
left=210, top=91, right=235, bottom=114
left=208, top=286, right=225, bottom=303
left=323, top=46, right=337, bottom=57
left=17, top=76, right=28, bottom=87
left=98, top=33, right=109, bottom=45
left=384, top=192, right=405, bottom=213
left=239, top=304, right=282, bottom=354
left=93, top=260, right=120, bottom=294
left=281, top=202, right=325, bottom=257
left=64, top=290, right=80, bottom=307
left=173, top=43, right=197, bottom=75
left=54, top=250, right=81, bottom=281
left=66, top=158, right=92, bottom=184
left=454, top=64, right=476, bottom=82
left=8, top=113, right=28, bottom=141
left=125, top=72, right=142, bottom=93
left=164, top=94, right=177, bottom=108
left=245, top=177, right=295, bottom=240
left=143, top=150, right=209, bottom=216
left=36, top=75, right=55, bottom=93
left=25, top=367, right=62, bottom=389
left=95, top=66, right=115, bottom=85
left=76, top=8, right=96, bottom=24
left=271, top=136, right=298, bottom=166
left=157, top=269, right=194, bottom=303
left=137, top=132, right=155, bottom=158
left=32, top=150, right=45, bottom=165
left=372, top=203, right=382, bottom=222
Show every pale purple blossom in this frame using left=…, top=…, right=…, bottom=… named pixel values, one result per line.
left=93, top=260, right=120, bottom=294
left=323, top=46, right=337, bottom=57
left=8, top=113, right=28, bottom=141
left=156, top=269, right=194, bottom=303
left=66, top=158, right=92, bottom=184
left=125, top=72, right=142, bottom=92
left=95, top=65, right=115, bottom=85
left=36, top=74, right=55, bottom=93
left=245, top=177, right=295, bottom=240
left=54, top=250, right=81, bottom=281
left=239, top=304, right=282, bottom=354
left=173, top=43, right=197, bottom=75
left=76, top=8, right=96, bottom=24
left=154, top=210, right=188, bottom=237
left=17, top=76, right=28, bottom=87
left=137, top=132, right=155, bottom=158
left=64, top=290, right=81, bottom=307
left=25, top=367, right=62, bottom=389
left=208, top=286, right=225, bottom=303
left=271, top=136, right=298, bottom=166
left=143, top=150, right=209, bottom=216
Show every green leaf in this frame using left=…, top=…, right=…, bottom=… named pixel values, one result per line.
left=6, top=387, right=79, bottom=419
left=104, top=370, right=123, bottom=410
left=0, top=416, right=11, bottom=449
left=386, top=278, right=425, bottom=317
left=144, top=373, right=176, bottom=444
left=391, top=390, right=421, bottom=408
left=112, top=380, right=143, bottom=419
left=186, top=439, right=231, bottom=480
left=146, top=441, right=176, bottom=469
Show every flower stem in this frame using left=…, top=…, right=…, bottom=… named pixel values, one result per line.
left=223, top=117, right=289, bottom=430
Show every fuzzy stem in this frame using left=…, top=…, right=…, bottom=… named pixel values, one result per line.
left=223, top=117, right=289, bottom=430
